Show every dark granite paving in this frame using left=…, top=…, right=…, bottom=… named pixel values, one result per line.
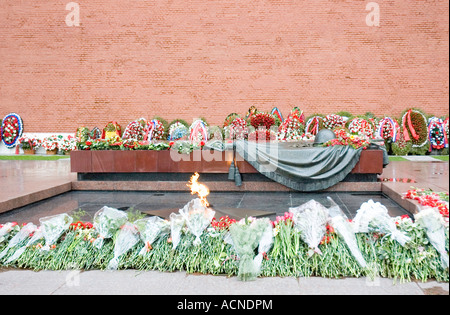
left=0, top=190, right=412, bottom=225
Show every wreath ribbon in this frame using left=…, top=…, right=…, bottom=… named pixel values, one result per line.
left=189, top=120, right=208, bottom=143
left=402, top=109, right=420, bottom=142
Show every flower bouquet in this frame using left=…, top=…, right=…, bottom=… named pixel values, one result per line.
left=229, top=217, right=273, bottom=281
left=18, top=135, right=41, bottom=153
left=107, top=222, right=140, bottom=270
left=39, top=213, right=73, bottom=251
left=352, top=200, right=411, bottom=246
left=179, top=198, right=215, bottom=246
left=0, top=222, right=37, bottom=261
left=4, top=226, right=43, bottom=264
left=0, top=222, right=20, bottom=244
left=289, top=200, right=329, bottom=256
left=92, top=206, right=128, bottom=249
left=326, top=197, right=367, bottom=268
left=414, top=207, right=449, bottom=269
left=135, top=216, right=170, bottom=255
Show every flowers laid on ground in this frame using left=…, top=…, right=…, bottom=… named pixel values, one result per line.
left=403, top=188, right=449, bottom=221
left=1, top=113, right=23, bottom=148
left=18, top=135, right=41, bottom=151
left=1, top=197, right=448, bottom=282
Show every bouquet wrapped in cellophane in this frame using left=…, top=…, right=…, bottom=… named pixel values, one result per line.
left=289, top=200, right=329, bottom=256
left=0, top=222, right=37, bottom=260
left=4, top=227, right=43, bottom=264
left=326, top=197, right=367, bottom=268
left=135, top=216, right=170, bottom=255
left=0, top=222, right=20, bottom=244
left=92, top=206, right=128, bottom=249
left=414, top=207, right=449, bottom=269
left=229, top=217, right=272, bottom=281
left=352, top=200, right=411, bottom=246
left=107, top=222, right=140, bottom=270
left=179, top=198, right=215, bottom=246
left=39, top=213, right=73, bottom=251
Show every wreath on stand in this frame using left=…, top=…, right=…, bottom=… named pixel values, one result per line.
left=346, top=117, right=374, bottom=139
left=391, top=131, right=412, bottom=156
left=102, top=121, right=122, bottom=140
left=323, top=114, right=345, bottom=130
left=427, top=117, right=448, bottom=153
left=1, top=113, right=24, bottom=149
left=305, top=115, right=324, bottom=135
left=277, top=107, right=305, bottom=141
left=375, top=117, right=400, bottom=154
left=400, top=108, right=430, bottom=155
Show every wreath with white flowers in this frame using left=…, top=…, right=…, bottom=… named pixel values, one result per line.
left=277, top=110, right=305, bottom=141
left=1, top=113, right=23, bottom=148
left=148, top=119, right=166, bottom=141
left=225, top=117, right=248, bottom=140
left=168, top=120, right=189, bottom=141
left=400, top=108, right=429, bottom=154
left=323, top=114, right=345, bottom=130
left=347, top=117, right=374, bottom=138
left=376, top=117, right=400, bottom=142
left=122, top=119, right=147, bottom=141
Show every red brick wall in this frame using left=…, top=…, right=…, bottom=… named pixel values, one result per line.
left=0, top=0, right=448, bottom=133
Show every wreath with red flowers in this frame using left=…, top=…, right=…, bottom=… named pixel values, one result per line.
left=250, top=112, right=276, bottom=130
left=427, top=117, right=448, bottom=150
left=400, top=108, right=429, bottom=154
left=1, top=113, right=23, bottom=148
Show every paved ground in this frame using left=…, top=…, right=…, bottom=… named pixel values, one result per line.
left=0, top=156, right=448, bottom=295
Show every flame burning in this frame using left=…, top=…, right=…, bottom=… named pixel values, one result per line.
left=187, top=172, right=210, bottom=207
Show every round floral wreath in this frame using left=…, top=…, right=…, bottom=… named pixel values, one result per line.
left=323, top=114, right=345, bottom=130
left=401, top=109, right=428, bottom=149
left=1, top=113, right=24, bottom=148
left=347, top=117, right=374, bottom=138
left=305, top=116, right=323, bottom=135
left=376, top=117, right=399, bottom=142
left=428, top=117, right=448, bottom=150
